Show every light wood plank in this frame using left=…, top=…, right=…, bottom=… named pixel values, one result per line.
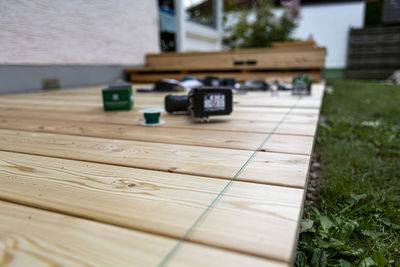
left=134, top=92, right=323, bottom=109
left=145, top=45, right=323, bottom=58
left=156, top=119, right=317, bottom=136
left=0, top=151, right=304, bottom=262
left=1, top=85, right=323, bottom=103
left=0, top=83, right=325, bottom=110
left=236, top=100, right=321, bottom=109
left=0, top=105, right=319, bottom=124
left=234, top=106, right=320, bottom=115
left=129, top=71, right=323, bottom=83
left=0, top=129, right=310, bottom=188
left=0, top=102, right=320, bottom=115
left=0, top=201, right=288, bottom=266
left=142, top=48, right=325, bottom=70
left=1, top=82, right=324, bottom=101
left=0, top=117, right=314, bottom=155
left=0, top=105, right=318, bottom=128
left=234, top=96, right=323, bottom=109
left=272, top=40, right=316, bottom=48
left=0, top=81, right=323, bottom=264
left=1, top=90, right=320, bottom=111
left=0, top=96, right=321, bottom=112
left=0, top=108, right=318, bottom=136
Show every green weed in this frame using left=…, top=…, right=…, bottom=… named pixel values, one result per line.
left=296, top=80, right=400, bottom=267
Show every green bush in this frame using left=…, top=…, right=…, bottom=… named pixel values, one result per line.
left=223, top=0, right=300, bottom=48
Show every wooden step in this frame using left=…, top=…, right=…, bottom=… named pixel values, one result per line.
left=128, top=70, right=322, bottom=83
left=143, top=47, right=326, bottom=71
left=126, top=46, right=325, bottom=83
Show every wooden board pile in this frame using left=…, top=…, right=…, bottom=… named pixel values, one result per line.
left=0, top=83, right=325, bottom=266
left=126, top=41, right=326, bottom=83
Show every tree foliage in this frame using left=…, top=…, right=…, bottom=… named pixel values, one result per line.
left=223, top=0, right=300, bottom=48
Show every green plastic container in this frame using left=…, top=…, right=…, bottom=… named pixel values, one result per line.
left=144, top=112, right=160, bottom=124
left=139, top=108, right=165, bottom=126
left=102, top=81, right=133, bottom=111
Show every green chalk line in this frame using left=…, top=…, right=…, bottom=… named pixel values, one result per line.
left=158, top=96, right=302, bottom=267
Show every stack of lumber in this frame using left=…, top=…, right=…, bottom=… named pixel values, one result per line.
left=0, top=82, right=325, bottom=266
left=126, top=41, right=326, bottom=83
left=346, top=26, right=400, bottom=80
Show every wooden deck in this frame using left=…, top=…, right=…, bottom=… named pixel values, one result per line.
left=126, top=43, right=326, bottom=83
left=0, top=83, right=325, bottom=266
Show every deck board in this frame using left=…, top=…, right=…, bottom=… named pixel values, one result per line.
left=0, top=201, right=287, bottom=266
left=0, top=82, right=324, bottom=265
left=0, top=129, right=310, bottom=188
left=0, top=107, right=318, bottom=136
left=0, top=151, right=303, bottom=261
left=0, top=107, right=319, bottom=123
left=0, top=116, right=314, bottom=154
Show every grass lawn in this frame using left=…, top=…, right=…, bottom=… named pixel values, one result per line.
left=295, top=80, right=400, bottom=267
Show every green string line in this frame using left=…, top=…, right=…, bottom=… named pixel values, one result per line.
left=158, top=96, right=302, bottom=267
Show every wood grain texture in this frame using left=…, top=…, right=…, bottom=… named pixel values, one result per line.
left=0, top=82, right=324, bottom=265
left=142, top=47, right=326, bottom=70
left=0, top=151, right=303, bottom=262
left=3, top=90, right=322, bottom=114
left=129, top=70, right=323, bottom=83
left=145, top=45, right=323, bottom=58
left=0, top=201, right=287, bottom=266
left=0, top=106, right=318, bottom=135
left=0, top=116, right=314, bottom=155
left=0, top=82, right=325, bottom=110
left=0, top=84, right=324, bottom=102
left=0, top=129, right=310, bottom=188
left=0, top=95, right=322, bottom=110
left=272, top=40, right=316, bottom=48
left=0, top=106, right=319, bottom=124
left=0, top=92, right=322, bottom=115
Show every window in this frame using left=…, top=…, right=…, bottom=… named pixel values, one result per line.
left=184, top=0, right=216, bottom=28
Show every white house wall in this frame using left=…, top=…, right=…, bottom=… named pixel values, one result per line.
left=291, top=1, right=365, bottom=69
left=0, top=0, right=160, bottom=65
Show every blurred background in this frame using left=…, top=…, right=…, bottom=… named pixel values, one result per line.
left=0, top=0, right=399, bottom=94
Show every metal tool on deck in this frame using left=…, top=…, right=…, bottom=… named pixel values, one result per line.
left=165, top=87, right=233, bottom=122
left=292, top=75, right=313, bottom=95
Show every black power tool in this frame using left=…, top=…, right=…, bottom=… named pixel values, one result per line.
left=165, top=87, right=233, bottom=121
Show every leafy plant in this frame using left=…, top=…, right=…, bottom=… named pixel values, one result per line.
left=296, top=80, right=400, bottom=266
left=222, top=0, right=300, bottom=49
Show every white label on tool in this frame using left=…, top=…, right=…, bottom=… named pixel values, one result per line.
left=112, top=94, right=119, bottom=100
left=211, top=80, right=219, bottom=86
left=204, top=93, right=225, bottom=111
